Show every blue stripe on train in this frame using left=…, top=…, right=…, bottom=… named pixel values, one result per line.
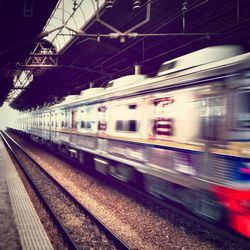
left=214, top=154, right=250, bottom=182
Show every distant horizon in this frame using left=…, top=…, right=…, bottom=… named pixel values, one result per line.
left=0, top=103, right=19, bottom=130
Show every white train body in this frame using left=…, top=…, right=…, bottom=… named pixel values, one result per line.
left=13, top=46, right=250, bottom=238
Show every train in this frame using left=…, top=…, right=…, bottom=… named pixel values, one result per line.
left=11, top=45, right=250, bottom=238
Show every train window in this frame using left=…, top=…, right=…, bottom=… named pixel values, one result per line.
left=51, top=114, right=53, bottom=127
left=80, top=110, right=86, bottom=128
left=55, top=113, right=58, bottom=128
left=234, top=90, right=250, bottom=129
left=153, top=118, right=173, bottom=136
left=115, top=120, right=138, bottom=132
left=116, top=120, right=123, bottom=130
left=129, top=104, right=137, bottom=110
left=71, top=110, right=77, bottom=129
left=128, top=120, right=137, bottom=131
left=65, top=111, right=69, bottom=128
left=80, top=107, right=95, bottom=130
left=39, top=116, right=42, bottom=126
left=158, top=61, right=176, bottom=75
left=98, top=106, right=106, bottom=112
left=86, top=121, right=91, bottom=129
left=61, top=112, right=64, bottom=127
left=80, top=121, right=85, bottom=128
left=98, top=105, right=107, bottom=131
left=152, top=97, right=174, bottom=136
left=47, top=114, right=50, bottom=127
left=197, top=95, right=225, bottom=140
left=114, top=103, right=139, bottom=133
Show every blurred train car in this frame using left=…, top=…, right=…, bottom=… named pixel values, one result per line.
left=12, top=45, right=250, bottom=238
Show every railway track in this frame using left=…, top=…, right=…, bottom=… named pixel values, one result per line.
left=36, top=131, right=250, bottom=248
left=44, top=138, right=250, bottom=249
left=0, top=130, right=130, bottom=250
left=6, top=130, right=250, bottom=249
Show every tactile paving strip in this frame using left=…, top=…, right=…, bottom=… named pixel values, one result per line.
left=0, top=138, right=53, bottom=250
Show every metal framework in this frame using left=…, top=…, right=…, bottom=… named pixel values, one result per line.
left=24, top=41, right=58, bottom=68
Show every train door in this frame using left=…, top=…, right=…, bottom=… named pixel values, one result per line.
left=195, top=86, right=227, bottom=173
left=71, top=109, right=77, bottom=132
left=198, top=95, right=226, bottom=143
left=194, top=86, right=227, bottom=221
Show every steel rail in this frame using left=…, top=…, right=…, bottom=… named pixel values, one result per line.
left=1, top=130, right=130, bottom=250
left=0, top=130, right=79, bottom=250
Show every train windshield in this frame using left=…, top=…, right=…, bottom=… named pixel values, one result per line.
left=235, top=90, right=250, bottom=128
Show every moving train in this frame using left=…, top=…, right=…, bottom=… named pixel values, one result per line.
left=11, top=45, right=250, bottom=238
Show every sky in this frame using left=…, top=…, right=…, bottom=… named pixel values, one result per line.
left=45, top=0, right=105, bottom=52
left=0, top=103, right=19, bottom=130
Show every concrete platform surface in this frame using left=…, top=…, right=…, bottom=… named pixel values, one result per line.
left=0, top=137, right=53, bottom=250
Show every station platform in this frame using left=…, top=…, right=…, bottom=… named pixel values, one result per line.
left=0, top=137, right=53, bottom=249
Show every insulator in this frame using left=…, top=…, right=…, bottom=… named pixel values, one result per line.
left=182, top=0, right=188, bottom=13
left=133, top=0, right=141, bottom=10
left=106, top=0, right=114, bottom=8
left=72, top=0, right=78, bottom=11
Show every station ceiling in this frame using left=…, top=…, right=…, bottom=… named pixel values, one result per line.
left=0, top=0, right=59, bottom=107
left=1, top=0, right=250, bottom=110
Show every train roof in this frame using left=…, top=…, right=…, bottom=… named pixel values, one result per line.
left=107, top=75, right=148, bottom=88
left=157, top=45, right=243, bottom=77
left=49, top=51, right=250, bottom=108
left=22, top=47, right=250, bottom=114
